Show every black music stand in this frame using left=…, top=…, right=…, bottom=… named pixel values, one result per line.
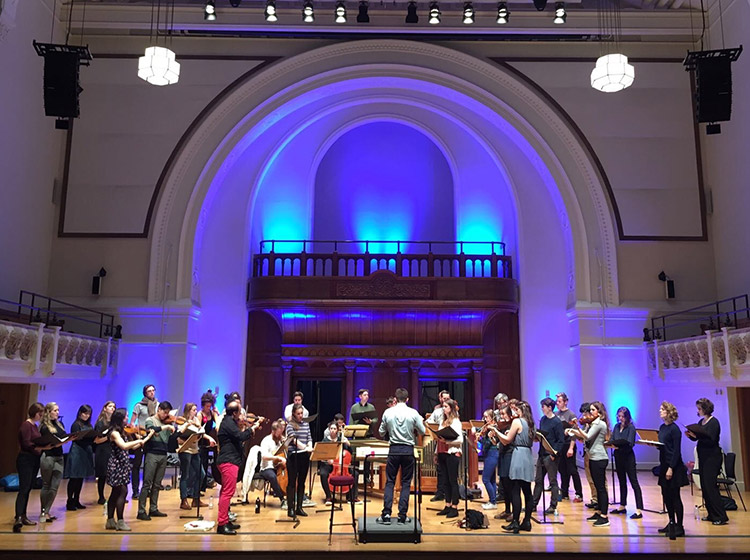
left=531, top=432, right=563, bottom=525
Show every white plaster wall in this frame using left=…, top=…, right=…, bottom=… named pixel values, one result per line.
left=0, top=0, right=63, bottom=300
left=705, top=0, right=750, bottom=298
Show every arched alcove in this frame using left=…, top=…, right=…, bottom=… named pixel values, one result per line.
left=147, top=40, right=619, bottom=403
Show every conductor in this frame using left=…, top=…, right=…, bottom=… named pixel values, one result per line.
left=376, top=388, right=425, bottom=525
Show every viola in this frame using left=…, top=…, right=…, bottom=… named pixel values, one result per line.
left=331, top=448, right=353, bottom=494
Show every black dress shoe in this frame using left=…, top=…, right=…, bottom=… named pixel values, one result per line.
left=137, top=512, right=151, bottom=521
left=502, top=520, right=520, bottom=533
left=287, top=510, right=296, bottom=518
left=75, top=503, right=87, bottom=510
left=149, top=510, right=167, bottom=517
left=228, top=522, right=241, bottom=530
left=217, top=524, right=237, bottom=535
left=668, top=522, right=676, bottom=540
left=674, top=524, right=685, bottom=537
left=21, top=516, right=36, bottom=526
left=445, top=508, right=458, bottom=519
left=519, top=520, right=532, bottom=532
left=66, top=500, right=77, bottom=511
left=657, top=523, right=670, bottom=533
left=295, top=508, right=308, bottom=517
left=712, top=519, right=729, bottom=526
left=436, top=506, right=450, bottom=516
left=97, top=498, right=107, bottom=505
left=13, top=518, right=22, bottom=533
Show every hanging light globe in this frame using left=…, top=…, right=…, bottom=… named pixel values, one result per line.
left=590, top=53, right=634, bottom=93
left=138, top=46, right=180, bottom=86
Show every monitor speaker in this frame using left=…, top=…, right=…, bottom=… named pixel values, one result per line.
left=695, top=57, right=732, bottom=123
left=43, top=51, right=81, bottom=118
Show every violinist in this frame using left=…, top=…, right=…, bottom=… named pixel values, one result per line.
left=136, top=401, right=175, bottom=521
left=259, top=420, right=288, bottom=508
left=494, top=400, right=535, bottom=533
left=478, top=409, right=500, bottom=511
left=566, top=401, right=611, bottom=527
left=285, top=403, right=314, bottom=518
left=216, top=401, right=255, bottom=535
left=493, top=405, right=514, bottom=521
left=531, top=398, right=564, bottom=515
left=319, top=422, right=353, bottom=506
left=578, top=401, right=606, bottom=509
left=197, top=391, right=220, bottom=490
left=129, top=384, right=158, bottom=499
left=177, top=402, right=213, bottom=510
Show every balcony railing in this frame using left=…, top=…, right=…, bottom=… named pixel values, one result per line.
left=252, top=239, right=512, bottom=279
left=646, top=294, right=749, bottom=341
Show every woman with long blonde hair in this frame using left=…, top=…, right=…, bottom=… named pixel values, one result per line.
left=39, top=402, right=67, bottom=522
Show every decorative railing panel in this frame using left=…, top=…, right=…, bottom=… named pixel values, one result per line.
left=645, top=326, right=750, bottom=381
left=0, top=319, right=118, bottom=377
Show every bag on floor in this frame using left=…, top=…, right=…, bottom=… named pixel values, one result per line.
left=0, top=474, right=19, bottom=492
left=461, top=509, right=489, bottom=529
left=721, top=495, right=738, bottom=511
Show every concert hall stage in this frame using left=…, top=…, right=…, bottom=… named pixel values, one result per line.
left=1, top=478, right=748, bottom=560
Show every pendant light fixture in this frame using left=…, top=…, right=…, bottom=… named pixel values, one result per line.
left=138, top=0, right=180, bottom=86
left=590, top=0, right=634, bottom=93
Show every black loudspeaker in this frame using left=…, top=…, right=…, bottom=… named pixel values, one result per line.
left=695, top=57, right=732, bottom=123
left=91, top=276, right=102, bottom=295
left=43, top=52, right=81, bottom=118
left=665, top=279, right=675, bottom=300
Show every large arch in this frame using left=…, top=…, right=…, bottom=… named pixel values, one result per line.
left=146, top=40, right=620, bottom=401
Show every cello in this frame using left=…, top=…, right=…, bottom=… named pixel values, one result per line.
left=330, top=446, right=353, bottom=495
left=274, top=443, right=288, bottom=496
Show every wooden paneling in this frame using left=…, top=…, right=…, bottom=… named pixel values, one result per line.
left=0, top=383, right=32, bottom=477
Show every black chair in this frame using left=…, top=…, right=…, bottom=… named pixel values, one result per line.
left=717, top=452, right=746, bottom=511
left=250, top=450, right=271, bottom=507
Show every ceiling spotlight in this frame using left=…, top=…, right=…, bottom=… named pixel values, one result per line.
left=265, top=0, right=278, bottom=21
left=554, top=2, right=566, bottom=24
left=229, top=0, right=241, bottom=7
left=357, top=1, right=370, bottom=23
left=204, top=1, right=216, bottom=21
left=335, top=1, right=347, bottom=23
left=303, top=0, right=314, bottom=22
left=463, top=2, right=475, bottom=24
left=496, top=2, right=509, bottom=24
left=429, top=2, right=441, bottom=25
left=405, top=1, right=418, bottom=23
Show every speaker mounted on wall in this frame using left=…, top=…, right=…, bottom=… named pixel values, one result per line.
left=683, top=46, right=743, bottom=135
left=33, top=41, right=93, bottom=124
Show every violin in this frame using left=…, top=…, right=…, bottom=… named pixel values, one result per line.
left=164, top=415, right=186, bottom=425
left=576, top=412, right=596, bottom=425
left=124, top=425, right=149, bottom=437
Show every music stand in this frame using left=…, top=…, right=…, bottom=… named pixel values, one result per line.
left=311, top=442, right=344, bottom=513
left=531, top=432, right=563, bottom=525
left=178, top=430, right=205, bottom=520
left=634, top=429, right=667, bottom=515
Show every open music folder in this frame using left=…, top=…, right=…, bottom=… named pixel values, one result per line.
left=635, top=428, right=663, bottom=446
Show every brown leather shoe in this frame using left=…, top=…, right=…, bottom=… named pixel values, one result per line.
left=192, top=498, right=209, bottom=507
left=180, top=499, right=192, bottom=510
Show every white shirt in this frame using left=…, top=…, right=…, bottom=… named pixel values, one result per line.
left=444, top=418, right=464, bottom=454
left=284, top=403, right=310, bottom=422
left=260, top=434, right=284, bottom=471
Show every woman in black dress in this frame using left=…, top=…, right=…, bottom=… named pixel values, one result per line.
left=610, top=406, right=643, bottom=519
left=657, top=401, right=689, bottom=539
left=687, top=397, right=729, bottom=525
left=93, top=401, right=116, bottom=504
left=63, top=404, right=95, bottom=510
left=105, top=408, right=153, bottom=531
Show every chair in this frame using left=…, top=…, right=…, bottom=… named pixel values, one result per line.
left=327, top=447, right=358, bottom=545
left=717, top=452, right=746, bottom=512
left=250, top=450, right=271, bottom=507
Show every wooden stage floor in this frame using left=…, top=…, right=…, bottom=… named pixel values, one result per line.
left=1, top=475, right=748, bottom=559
